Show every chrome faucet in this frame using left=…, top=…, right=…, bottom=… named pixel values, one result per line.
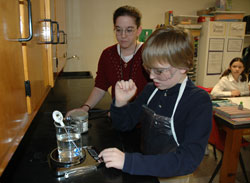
left=67, top=55, right=79, bottom=60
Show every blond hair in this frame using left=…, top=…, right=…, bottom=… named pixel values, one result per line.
left=142, top=26, right=194, bottom=71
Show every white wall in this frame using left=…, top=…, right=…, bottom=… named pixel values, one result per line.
left=64, top=0, right=250, bottom=77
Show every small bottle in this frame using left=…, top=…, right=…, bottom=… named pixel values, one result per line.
left=144, top=31, right=149, bottom=42
left=226, top=0, right=232, bottom=10
left=169, top=10, right=173, bottom=25
left=238, top=101, right=243, bottom=110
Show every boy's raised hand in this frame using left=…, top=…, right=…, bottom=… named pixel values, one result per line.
left=115, top=79, right=137, bottom=107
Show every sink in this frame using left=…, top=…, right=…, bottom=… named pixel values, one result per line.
left=59, top=72, right=93, bottom=79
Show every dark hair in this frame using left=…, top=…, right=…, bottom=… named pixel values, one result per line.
left=142, top=25, right=194, bottom=70
left=221, top=57, right=247, bottom=82
left=113, top=5, right=141, bottom=28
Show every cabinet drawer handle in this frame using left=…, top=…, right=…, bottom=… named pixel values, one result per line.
left=18, top=0, right=33, bottom=42
left=39, top=19, right=62, bottom=45
left=39, top=19, right=53, bottom=44
left=52, top=21, right=60, bottom=44
left=59, top=30, right=67, bottom=44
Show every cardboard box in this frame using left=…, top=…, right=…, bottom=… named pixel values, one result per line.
left=173, top=15, right=198, bottom=25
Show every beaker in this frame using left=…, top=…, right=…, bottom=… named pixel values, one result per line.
left=54, top=120, right=83, bottom=163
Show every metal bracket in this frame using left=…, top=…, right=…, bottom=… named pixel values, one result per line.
left=24, top=80, right=31, bottom=97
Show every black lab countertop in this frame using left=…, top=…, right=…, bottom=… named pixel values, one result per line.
left=0, top=75, right=158, bottom=183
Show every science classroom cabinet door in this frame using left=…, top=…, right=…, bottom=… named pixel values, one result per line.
left=0, top=0, right=28, bottom=176
left=20, top=0, right=50, bottom=113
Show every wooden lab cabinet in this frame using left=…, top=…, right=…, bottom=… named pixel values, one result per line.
left=44, top=0, right=67, bottom=86
left=20, top=0, right=51, bottom=113
left=0, top=0, right=67, bottom=176
left=0, top=0, right=28, bottom=176
left=54, top=0, right=67, bottom=75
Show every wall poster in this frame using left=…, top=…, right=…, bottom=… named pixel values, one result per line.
left=227, top=39, right=243, bottom=52
left=209, top=38, right=224, bottom=51
left=207, top=52, right=223, bottom=75
left=209, top=22, right=226, bottom=36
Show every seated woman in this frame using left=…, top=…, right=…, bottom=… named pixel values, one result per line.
left=211, top=57, right=250, bottom=97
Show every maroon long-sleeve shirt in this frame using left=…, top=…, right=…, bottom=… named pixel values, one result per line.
left=95, top=44, right=150, bottom=98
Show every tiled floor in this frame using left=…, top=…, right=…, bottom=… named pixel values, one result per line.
left=190, top=144, right=250, bottom=183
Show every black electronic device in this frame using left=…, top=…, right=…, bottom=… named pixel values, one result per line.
left=86, top=147, right=100, bottom=161
left=48, top=147, right=100, bottom=178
